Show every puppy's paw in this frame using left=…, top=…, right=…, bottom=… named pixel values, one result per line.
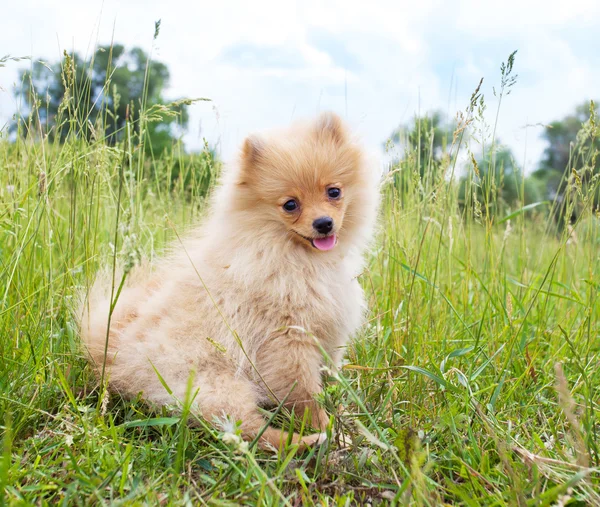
left=298, top=432, right=328, bottom=450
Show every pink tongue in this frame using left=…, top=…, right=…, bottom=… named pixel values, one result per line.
left=312, top=234, right=336, bottom=251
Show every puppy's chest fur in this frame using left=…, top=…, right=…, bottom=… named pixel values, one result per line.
left=215, top=255, right=364, bottom=361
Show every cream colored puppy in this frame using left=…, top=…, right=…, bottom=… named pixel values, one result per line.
left=79, top=112, right=379, bottom=450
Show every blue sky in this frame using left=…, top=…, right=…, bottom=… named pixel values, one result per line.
left=1, top=0, right=599, bottom=171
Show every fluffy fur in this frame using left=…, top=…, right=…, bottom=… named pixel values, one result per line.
left=78, top=112, right=379, bottom=450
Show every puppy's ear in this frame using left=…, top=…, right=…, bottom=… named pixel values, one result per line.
left=242, top=135, right=263, bottom=164
left=314, top=112, right=348, bottom=145
left=239, top=135, right=264, bottom=182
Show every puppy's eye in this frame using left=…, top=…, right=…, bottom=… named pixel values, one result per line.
left=327, top=187, right=341, bottom=199
left=283, top=199, right=298, bottom=212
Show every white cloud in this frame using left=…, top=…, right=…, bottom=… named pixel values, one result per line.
left=1, top=0, right=598, bottom=171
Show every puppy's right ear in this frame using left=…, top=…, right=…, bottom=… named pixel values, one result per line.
left=314, top=112, right=348, bottom=145
left=239, top=135, right=264, bottom=183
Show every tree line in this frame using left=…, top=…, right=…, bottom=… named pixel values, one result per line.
left=11, top=44, right=599, bottom=224
left=14, top=44, right=195, bottom=157
left=386, top=102, right=599, bottom=226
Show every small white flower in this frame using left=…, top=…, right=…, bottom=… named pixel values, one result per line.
left=544, top=435, right=555, bottom=450
left=213, top=413, right=236, bottom=434
left=214, top=414, right=249, bottom=454
left=221, top=431, right=249, bottom=454
left=65, top=435, right=74, bottom=447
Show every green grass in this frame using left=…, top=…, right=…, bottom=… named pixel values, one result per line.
left=1, top=58, right=600, bottom=505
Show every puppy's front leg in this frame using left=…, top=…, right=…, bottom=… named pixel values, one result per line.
left=256, top=332, right=330, bottom=431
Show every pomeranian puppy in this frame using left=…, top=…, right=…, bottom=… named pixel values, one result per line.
left=79, top=112, right=379, bottom=450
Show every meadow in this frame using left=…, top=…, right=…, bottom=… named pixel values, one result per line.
left=0, top=55, right=599, bottom=505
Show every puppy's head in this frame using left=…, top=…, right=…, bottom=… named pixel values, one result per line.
left=234, top=112, right=377, bottom=253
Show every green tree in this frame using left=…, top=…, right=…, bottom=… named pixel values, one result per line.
left=386, top=111, right=454, bottom=177
left=385, top=111, right=457, bottom=203
left=537, top=101, right=600, bottom=227
left=540, top=101, right=600, bottom=177
left=459, top=145, right=543, bottom=219
left=15, top=44, right=188, bottom=154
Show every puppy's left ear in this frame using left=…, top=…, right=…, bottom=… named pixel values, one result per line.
left=314, top=112, right=348, bottom=145
left=238, top=135, right=264, bottom=183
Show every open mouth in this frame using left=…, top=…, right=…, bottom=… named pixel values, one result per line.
left=293, top=231, right=338, bottom=251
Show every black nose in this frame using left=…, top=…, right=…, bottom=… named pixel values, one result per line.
left=313, top=216, right=334, bottom=234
